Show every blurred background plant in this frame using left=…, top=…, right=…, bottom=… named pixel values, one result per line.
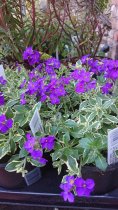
left=49, top=0, right=110, bottom=60
left=0, top=0, right=64, bottom=62
left=96, top=0, right=109, bottom=11
left=0, top=0, right=110, bottom=63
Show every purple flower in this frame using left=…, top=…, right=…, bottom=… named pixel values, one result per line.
left=61, top=191, right=74, bottom=203
left=54, top=86, right=66, bottom=97
left=46, top=57, right=61, bottom=69
left=106, top=70, right=118, bottom=80
left=0, top=76, right=7, bottom=85
left=31, top=150, right=48, bottom=165
left=0, top=92, right=5, bottom=106
left=60, top=76, right=71, bottom=85
left=101, top=82, right=113, bottom=94
left=65, top=176, right=75, bottom=186
left=86, top=80, right=96, bottom=90
left=71, top=69, right=80, bottom=80
left=60, top=183, right=73, bottom=192
left=23, top=47, right=40, bottom=66
left=23, top=47, right=33, bottom=60
left=24, top=133, right=35, bottom=153
left=80, top=70, right=91, bottom=82
left=75, top=177, right=95, bottom=197
left=40, top=93, right=47, bottom=102
left=35, top=63, right=43, bottom=71
left=28, top=50, right=40, bottom=66
left=20, top=79, right=27, bottom=89
left=0, top=114, right=13, bottom=134
left=81, top=54, right=90, bottom=65
left=27, top=81, right=38, bottom=95
left=49, top=94, right=60, bottom=104
left=71, top=69, right=91, bottom=82
left=15, top=62, right=21, bottom=72
left=60, top=176, right=75, bottom=203
left=45, top=65, right=55, bottom=75
left=40, top=135, right=55, bottom=150
left=28, top=72, right=36, bottom=80
left=39, top=157, right=48, bottom=164
left=31, top=149, right=42, bottom=159
left=20, top=93, right=27, bottom=105
left=75, top=81, right=85, bottom=93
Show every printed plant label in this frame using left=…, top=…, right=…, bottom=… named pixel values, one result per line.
left=0, top=65, right=6, bottom=79
left=108, top=127, right=118, bottom=165
left=29, top=108, right=43, bottom=136
left=24, top=168, right=41, bottom=186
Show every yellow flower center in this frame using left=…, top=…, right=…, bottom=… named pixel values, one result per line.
left=70, top=179, right=74, bottom=185
left=83, top=184, right=86, bottom=188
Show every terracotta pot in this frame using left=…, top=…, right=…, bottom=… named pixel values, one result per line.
left=82, top=163, right=118, bottom=195
left=0, top=163, right=25, bottom=189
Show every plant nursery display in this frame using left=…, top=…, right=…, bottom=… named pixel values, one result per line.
left=1, top=47, right=118, bottom=202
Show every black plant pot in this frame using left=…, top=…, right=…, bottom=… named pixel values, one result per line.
left=0, top=163, right=25, bottom=189
left=82, top=163, right=118, bottom=195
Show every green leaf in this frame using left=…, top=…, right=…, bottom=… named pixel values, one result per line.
left=10, top=138, right=16, bottom=154
left=111, top=104, right=117, bottom=113
left=104, top=114, right=118, bottom=124
left=50, top=126, right=58, bottom=135
left=32, top=102, right=41, bottom=111
left=82, top=149, right=97, bottom=164
left=103, top=100, right=115, bottom=109
left=5, top=160, right=22, bottom=172
left=65, top=119, right=78, bottom=128
left=115, top=150, right=118, bottom=157
left=52, top=150, right=62, bottom=161
left=6, top=99, right=18, bottom=107
left=67, top=156, right=79, bottom=174
left=13, top=105, right=29, bottom=113
left=0, top=133, right=6, bottom=140
left=27, top=158, right=42, bottom=167
left=71, top=129, right=84, bottom=138
left=14, top=113, right=28, bottom=127
left=0, top=144, right=10, bottom=159
left=96, top=97, right=102, bottom=107
left=13, top=135, right=23, bottom=142
left=63, top=132, right=70, bottom=144
left=87, top=112, right=96, bottom=123
left=95, top=154, right=107, bottom=171
left=9, top=154, right=19, bottom=162
left=79, top=138, right=92, bottom=149
left=17, top=129, right=24, bottom=135
left=19, top=148, right=28, bottom=158
left=79, top=101, right=88, bottom=111
left=89, top=98, right=96, bottom=106
left=89, top=121, right=101, bottom=130
left=76, top=60, right=82, bottom=67
left=5, top=107, right=14, bottom=118
left=79, top=115, right=86, bottom=123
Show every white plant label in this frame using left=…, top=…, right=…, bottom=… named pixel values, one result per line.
left=29, top=108, right=43, bottom=136
left=108, top=127, right=118, bottom=165
left=0, top=65, right=6, bottom=80
left=24, top=168, right=41, bottom=186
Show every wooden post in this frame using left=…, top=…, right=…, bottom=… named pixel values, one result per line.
left=0, top=7, right=6, bottom=29
left=109, top=0, right=118, bottom=59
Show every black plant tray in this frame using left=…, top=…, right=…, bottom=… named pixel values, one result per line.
left=0, top=167, right=118, bottom=210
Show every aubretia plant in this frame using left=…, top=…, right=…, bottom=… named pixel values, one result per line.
left=17, top=48, right=118, bottom=201
left=1, top=47, right=118, bottom=202
left=0, top=68, right=49, bottom=175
